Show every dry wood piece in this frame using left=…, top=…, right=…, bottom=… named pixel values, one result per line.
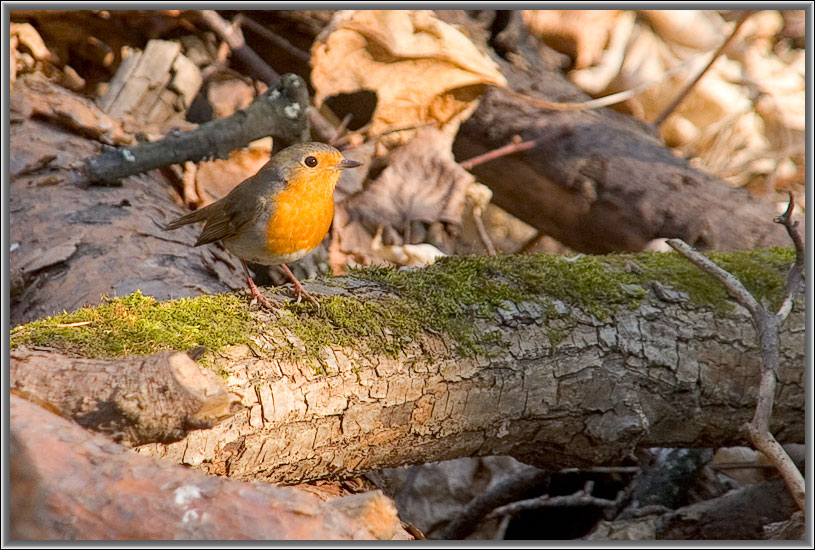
left=10, top=349, right=238, bottom=446
left=10, top=72, right=132, bottom=146
left=9, top=395, right=380, bottom=540
left=97, top=39, right=203, bottom=127
left=85, top=73, right=310, bottom=184
left=9, top=117, right=246, bottom=326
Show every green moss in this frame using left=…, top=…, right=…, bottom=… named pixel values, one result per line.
left=281, top=248, right=793, bottom=361
left=10, top=291, right=255, bottom=365
left=631, top=247, right=795, bottom=312
left=10, top=248, right=795, bottom=368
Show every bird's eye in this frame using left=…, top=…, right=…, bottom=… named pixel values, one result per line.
left=304, top=156, right=318, bottom=168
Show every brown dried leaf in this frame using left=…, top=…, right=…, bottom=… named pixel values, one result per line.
left=311, top=10, right=506, bottom=142
left=522, top=10, right=623, bottom=69
left=207, top=77, right=260, bottom=120
left=345, top=128, right=474, bottom=243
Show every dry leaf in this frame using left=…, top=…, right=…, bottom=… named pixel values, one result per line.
left=311, top=10, right=506, bottom=142
left=522, top=10, right=623, bottom=69
left=345, top=127, right=474, bottom=242
left=10, top=23, right=52, bottom=62
left=558, top=9, right=804, bottom=201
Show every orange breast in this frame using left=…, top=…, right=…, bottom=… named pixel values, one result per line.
left=266, top=170, right=337, bottom=255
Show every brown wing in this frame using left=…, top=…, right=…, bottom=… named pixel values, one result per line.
left=193, top=191, right=263, bottom=246
left=164, top=157, right=286, bottom=245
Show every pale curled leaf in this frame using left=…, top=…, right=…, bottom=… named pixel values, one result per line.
left=311, top=10, right=506, bottom=141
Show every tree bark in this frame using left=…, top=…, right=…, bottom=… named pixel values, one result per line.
left=447, top=11, right=793, bottom=253
left=8, top=112, right=245, bottom=327
left=8, top=395, right=382, bottom=540
left=11, top=257, right=805, bottom=484
left=10, top=350, right=238, bottom=446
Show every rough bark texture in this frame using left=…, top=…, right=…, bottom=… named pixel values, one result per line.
left=8, top=395, right=379, bottom=540
left=10, top=350, right=238, bottom=445
left=64, top=272, right=804, bottom=484
left=448, top=11, right=793, bottom=253
left=9, top=114, right=246, bottom=326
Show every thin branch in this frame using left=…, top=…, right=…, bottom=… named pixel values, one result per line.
left=472, top=206, right=497, bottom=256
left=85, top=74, right=310, bottom=184
left=654, top=11, right=756, bottom=127
left=459, top=136, right=540, bottom=171
left=503, top=48, right=716, bottom=112
left=486, top=481, right=620, bottom=520
left=234, top=13, right=311, bottom=65
left=438, top=466, right=549, bottom=540
left=196, top=10, right=279, bottom=86
left=665, top=237, right=805, bottom=513
left=329, top=113, right=354, bottom=146
left=773, top=193, right=805, bottom=322
left=665, top=239, right=762, bottom=318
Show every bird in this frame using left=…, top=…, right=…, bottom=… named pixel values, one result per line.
left=163, top=141, right=362, bottom=308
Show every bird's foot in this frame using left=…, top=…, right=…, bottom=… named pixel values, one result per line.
left=280, top=264, right=320, bottom=309
left=289, top=279, right=320, bottom=309
left=245, top=277, right=279, bottom=311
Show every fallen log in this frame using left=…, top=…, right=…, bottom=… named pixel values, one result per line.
left=11, top=249, right=805, bottom=483
left=446, top=11, right=794, bottom=253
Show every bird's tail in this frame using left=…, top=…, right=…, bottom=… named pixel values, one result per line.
left=162, top=203, right=216, bottom=231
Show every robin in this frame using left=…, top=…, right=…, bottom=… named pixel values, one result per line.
left=163, top=142, right=362, bottom=308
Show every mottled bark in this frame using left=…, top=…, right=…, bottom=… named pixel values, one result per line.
left=9, top=395, right=380, bottom=540
left=116, top=280, right=805, bottom=484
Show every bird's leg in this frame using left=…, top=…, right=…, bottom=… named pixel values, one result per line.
left=240, top=259, right=275, bottom=310
left=279, top=263, right=320, bottom=308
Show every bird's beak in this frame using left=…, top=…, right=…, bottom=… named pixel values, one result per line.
left=338, top=158, right=363, bottom=170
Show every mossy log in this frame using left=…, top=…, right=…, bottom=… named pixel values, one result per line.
left=10, top=249, right=805, bottom=484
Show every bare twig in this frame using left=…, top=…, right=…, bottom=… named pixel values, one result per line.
left=459, top=136, right=540, bottom=171
left=472, top=206, right=497, bottom=256
left=234, top=13, right=311, bottom=65
left=329, top=113, right=354, bottom=146
left=666, top=240, right=763, bottom=317
left=438, top=466, right=549, bottom=540
left=666, top=205, right=805, bottom=513
left=773, top=193, right=804, bottom=322
left=85, top=74, right=310, bottom=184
left=654, top=10, right=756, bottom=127
left=503, top=48, right=716, bottom=112
left=486, top=481, right=620, bottom=520
left=197, top=10, right=279, bottom=86
left=310, top=108, right=340, bottom=143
